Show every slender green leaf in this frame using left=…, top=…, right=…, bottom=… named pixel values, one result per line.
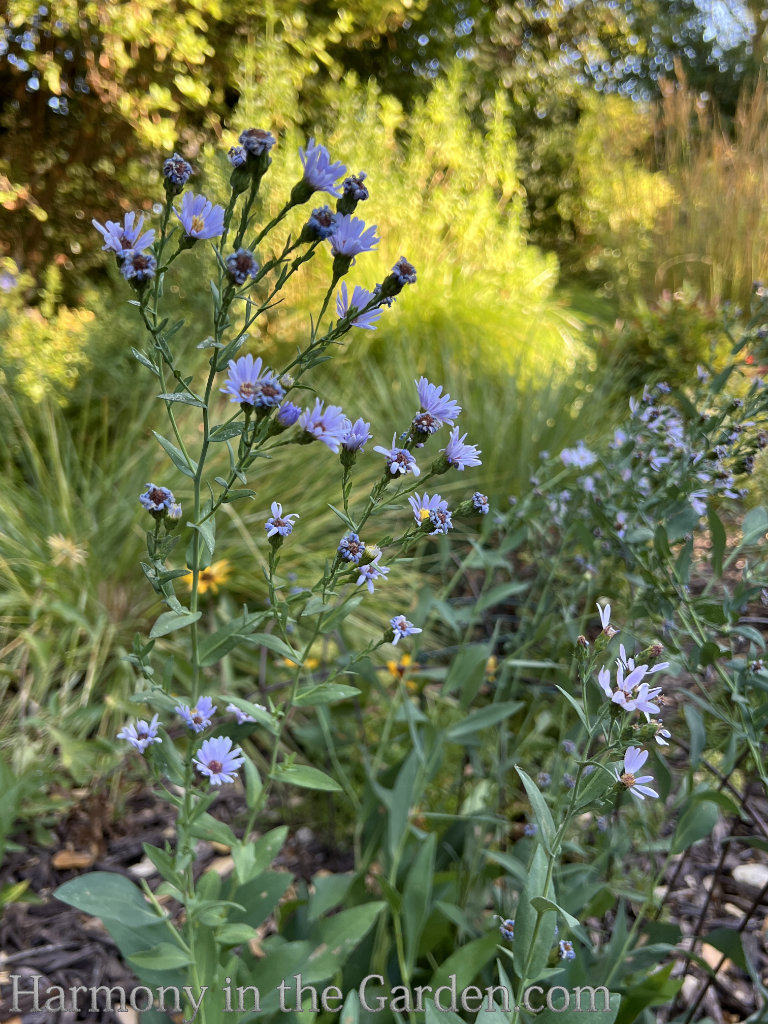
left=149, top=609, right=201, bottom=638
left=271, top=764, right=342, bottom=792
left=152, top=431, right=197, bottom=477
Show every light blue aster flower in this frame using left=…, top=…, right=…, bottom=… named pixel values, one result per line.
left=499, top=919, right=515, bottom=942
left=338, top=533, right=365, bottom=563
left=298, top=400, right=349, bottom=453
left=356, top=556, right=390, bottom=594
left=299, top=138, right=346, bottom=197
left=390, top=615, right=422, bottom=645
left=440, top=427, right=482, bottom=471
left=336, top=283, right=382, bottom=330
left=139, top=482, right=176, bottom=515
left=408, top=492, right=446, bottom=526
left=330, top=215, right=380, bottom=258
left=120, top=250, right=157, bottom=284
left=374, top=434, right=420, bottom=477
left=472, top=492, right=490, bottom=514
left=175, top=192, right=225, bottom=239
left=221, top=354, right=284, bottom=408
left=92, top=211, right=155, bottom=254
left=277, top=401, right=301, bottom=427
left=559, top=940, right=576, bottom=961
left=176, top=696, right=216, bottom=733
left=415, top=377, right=461, bottom=428
left=194, top=735, right=245, bottom=786
left=342, top=417, right=372, bottom=452
left=265, top=501, right=299, bottom=538
left=117, top=714, right=162, bottom=754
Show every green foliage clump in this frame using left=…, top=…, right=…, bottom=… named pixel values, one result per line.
left=592, top=285, right=731, bottom=392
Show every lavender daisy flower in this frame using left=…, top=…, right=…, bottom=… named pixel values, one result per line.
left=298, top=137, right=346, bottom=197
left=92, top=211, right=155, bottom=254
left=472, top=492, right=490, bottom=514
left=615, top=746, right=659, bottom=800
left=298, top=400, right=349, bottom=453
left=175, top=192, right=225, bottom=240
left=120, top=250, right=157, bottom=284
left=239, top=128, right=276, bottom=156
left=117, top=714, right=162, bottom=754
left=440, top=427, right=482, bottom=471
left=163, top=152, right=193, bottom=191
left=302, top=206, right=338, bottom=242
left=342, top=417, right=372, bottom=452
left=374, top=434, right=420, bottom=478
left=140, top=482, right=176, bottom=515
left=221, top=354, right=284, bottom=408
left=391, top=615, right=422, bottom=645
left=336, top=283, right=382, bottom=330
left=356, top=556, right=390, bottom=594
left=499, top=919, right=515, bottom=942
left=277, top=401, right=301, bottom=427
left=338, top=533, right=365, bottom=564
left=330, top=215, right=380, bottom=259
left=228, top=145, right=247, bottom=167
left=226, top=703, right=257, bottom=724
left=562, top=740, right=576, bottom=755
left=408, top=492, right=446, bottom=526
left=225, top=249, right=259, bottom=286
left=413, top=377, right=462, bottom=435
left=176, top=696, right=216, bottom=733
left=559, top=940, right=576, bottom=961
left=194, top=735, right=245, bottom=786
left=265, top=501, right=299, bottom=538
left=537, top=772, right=551, bottom=788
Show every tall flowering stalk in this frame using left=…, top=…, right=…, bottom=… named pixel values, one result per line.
left=57, top=128, right=487, bottom=1021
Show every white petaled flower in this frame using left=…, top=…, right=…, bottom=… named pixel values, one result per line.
left=598, top=663, right=662, bottom=714
left=597, top=601, right=619, bottom=638
left=615, top=746, right=659, bottom=800
left=652, top=720, right=672, bottom=746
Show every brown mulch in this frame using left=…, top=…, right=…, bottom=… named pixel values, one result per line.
left=0, top=785, right=353, bottom=1024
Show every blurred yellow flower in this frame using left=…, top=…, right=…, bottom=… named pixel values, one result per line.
left=186, top=559, right=231, bottom=595
left=281, top=657, right=320, bottom=670
left=387, top=653, right=412, bottom=680
left=47, top=534, right=88, bottom=567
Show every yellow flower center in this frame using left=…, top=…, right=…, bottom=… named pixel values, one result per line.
left=419, top=508, right=430, bottom=521
left=191, top=214, right=205, bottom=234
left=620, top=772, right=636, bottom=789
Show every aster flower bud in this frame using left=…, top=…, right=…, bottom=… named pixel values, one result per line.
left=359, top=543, right=382, bottom=567
left=163, top=152, right=193, bottom=196
left=377, top=257, right=417, bottom=300
left=225, top=248, right=259, bottom=286
left=299, top=206, right=338, bottom=244
left=229, top=128, right=276, bottom=196
left=336, top=172, right=369, bottom=216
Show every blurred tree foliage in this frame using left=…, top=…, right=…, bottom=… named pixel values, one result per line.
left=0, top=0, right=762, bottom=294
